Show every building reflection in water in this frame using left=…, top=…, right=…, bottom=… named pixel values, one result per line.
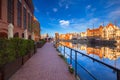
left=59, top=42, right=120, bottom=60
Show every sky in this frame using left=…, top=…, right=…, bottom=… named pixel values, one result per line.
left=33, top=0, right=120, bottom=37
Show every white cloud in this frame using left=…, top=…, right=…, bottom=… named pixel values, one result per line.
left=58, top=0, right=66, bottom=7
left=108, top=8, right=120, bottom=20
left=58, top=0, right=73, bottom=9
left=65, top=5, right=69, bottom=9
left=53, top=8, right=58, bottom=12
left=105, top=0, right=120, bottom=8
left=59, top=20, right=70, bottom=28
left=86, top=5, right=91, bottom=9
left=68, top=18, right=100, bottom=31
left=35, top=7, right=39, bottom=12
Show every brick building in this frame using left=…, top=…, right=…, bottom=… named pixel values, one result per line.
left=0, top=0, right=34, bottom=38
left=87, top=25, right=103, bottom=39
left=32, top=17, right=40, bottom=41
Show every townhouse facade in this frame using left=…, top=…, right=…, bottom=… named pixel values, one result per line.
left=0, top=0, right=34, bottom=39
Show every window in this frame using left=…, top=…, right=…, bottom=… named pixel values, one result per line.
left=0, top=0, right=1, bottom=19
left=7, top=0, right=14, bottom=24
left=28, top=13, right=31, bottom=31
left=17, top=0, right=22, bottom=27
left=30, top=16, right=33, bottom=31
left=23, top=7, right=26, bottom=29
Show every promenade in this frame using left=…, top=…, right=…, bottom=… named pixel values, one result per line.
left=9, top=42, right=75, bottom=80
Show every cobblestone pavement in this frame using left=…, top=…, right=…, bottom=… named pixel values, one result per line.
left=9, top=42, right=75, bottom=80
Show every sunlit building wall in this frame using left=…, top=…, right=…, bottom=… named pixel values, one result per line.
left=102, top=23, right=119, bottom=40
left=87, top=25, right=103, bottom=39
left=80, top=32, right=87, bottom=39
left=0, top=0, right=34, bottom=39
left=41, top=34, right=47, bottom=39
left=33, top=17, right=40, bottom=41
left=55, top=33, right=59, bottom=41
left=114, top=28, right=120, bottom=44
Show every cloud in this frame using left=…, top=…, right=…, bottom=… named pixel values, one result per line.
left=86, top=5, right=91, bottom=9
left=105, top=0, right=120, bottom=8
left=65, top=5, right=69, bottom=9
left=53, top=8, right=58, bottom=12
left=35, top=6, right=39, bottom=12
left=69, top=18, right=100, bottom=31
left=59, top=20, right=70, bottom=28
left=58, top=0, right=66, bottom=7
left=58, top=0, right=73, bottom=9
left=108, top=8, right=120, bottom=20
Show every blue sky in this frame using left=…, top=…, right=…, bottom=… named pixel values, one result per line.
left=33, top=0, right=120, bottom=36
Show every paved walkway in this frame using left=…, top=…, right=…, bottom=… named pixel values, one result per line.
left=9, top=42, right=75, bottom=80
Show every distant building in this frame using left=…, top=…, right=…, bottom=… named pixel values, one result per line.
left=102, top=23, right=119, bottom=40
left=87, top=25, right=103, bottom=40
left=87, top=23, right=119, bottom=40
left=33, top=16, right=41, bottom=41
left=59, top=34, right=65, bottom=40
left=55, top=33, right=59, bottom=41
left=0, top=0, right=34, bottom=39
left=80, top=32, right=87, bottom=39
left=41, top=34, right=47, bottom=39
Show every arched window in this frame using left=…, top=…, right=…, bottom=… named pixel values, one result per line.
left=0, top=0, right=1, bottom=19
left=7, top=0, right=14, bottom=24
left=28, top=35, right=31, bottom=39
left=14, top=32, right=19, bottom=38
left=17, top=0, right=22, bottom=27
left=23, top=7, right=26, bottom=29
left=22, top=33, right=24, bottom=38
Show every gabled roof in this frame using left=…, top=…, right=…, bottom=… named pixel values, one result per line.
left=106, top=23, right=114, bottom=28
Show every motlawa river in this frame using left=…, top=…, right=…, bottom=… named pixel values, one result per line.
left=57, top=41, right=120, bottom=80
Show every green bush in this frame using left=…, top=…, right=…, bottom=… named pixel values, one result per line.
left=0, top=38, right=34, bottom=67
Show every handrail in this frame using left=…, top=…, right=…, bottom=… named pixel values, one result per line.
left=59, top=43, right=120, bottom=72
left=65, top=52, right=98, bottom=80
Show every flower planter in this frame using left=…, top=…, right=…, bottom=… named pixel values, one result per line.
left=68, top=65, right=74, bottom=74
left=1, top=57, right=22, bottom=80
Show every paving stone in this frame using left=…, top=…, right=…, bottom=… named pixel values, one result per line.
left=9, top=42, right=75, bottom=80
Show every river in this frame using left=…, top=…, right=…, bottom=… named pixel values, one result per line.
left=57, top=41, right=120, bottom=80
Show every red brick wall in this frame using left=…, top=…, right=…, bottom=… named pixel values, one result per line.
left=0, top=0, right=1, bottom=19
left=0, top=0, right=34, bottom=38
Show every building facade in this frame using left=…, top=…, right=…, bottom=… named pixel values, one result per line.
left=87, top=25, right=103, bottom=40
left=55, top=33, right=59, bottom=41
left=102, top=23, right=119, bottom=40
left=80, top=32, right=87, bottom=39
left=0, top=0, right=34, bottom=39
left=33, top=17, right=40, bottom=41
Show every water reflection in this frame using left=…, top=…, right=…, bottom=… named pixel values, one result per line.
left=59, top=41, right=120, bottom=61
left=57, top=41, right=120, bottom=80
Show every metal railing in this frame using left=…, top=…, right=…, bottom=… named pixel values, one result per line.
left=57, top=43, right=120, bottom=80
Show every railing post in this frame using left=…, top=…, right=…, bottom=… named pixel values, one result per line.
left=117, top=70, right=120, bottom=80
left=70, top=49, right=72, bottom=64
left=75, top=51, right=77, bottom=77
left=64, top=46, right=65, bottom=56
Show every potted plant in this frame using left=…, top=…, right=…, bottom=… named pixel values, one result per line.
left=68, top=64, right=74, bottom=74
